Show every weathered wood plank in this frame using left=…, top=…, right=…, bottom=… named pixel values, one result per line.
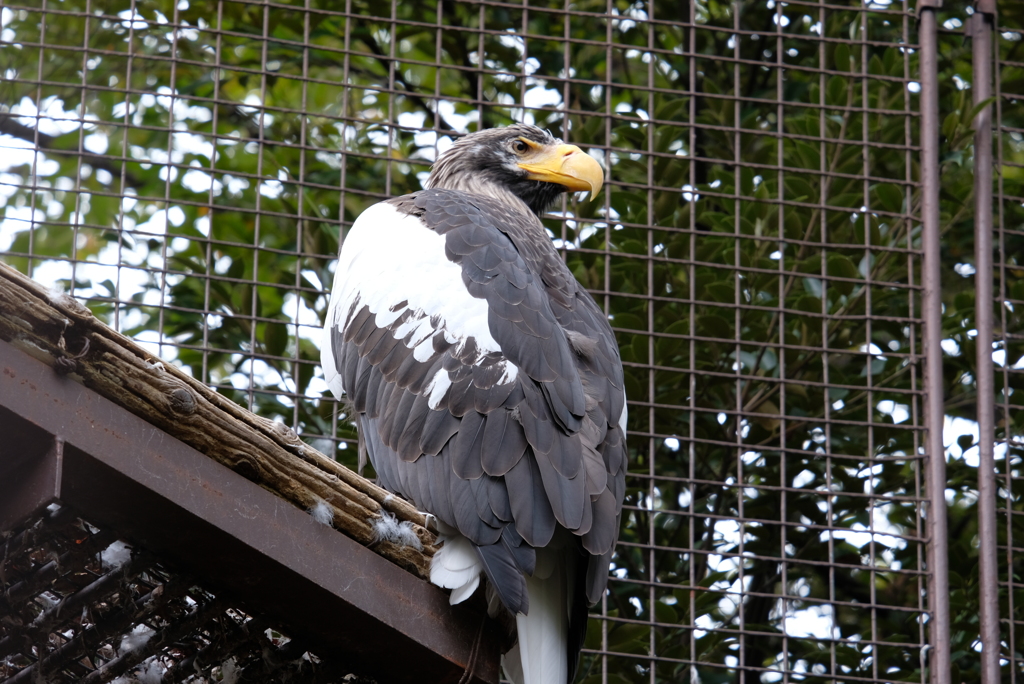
left=0, top=260, right=436, bottom=578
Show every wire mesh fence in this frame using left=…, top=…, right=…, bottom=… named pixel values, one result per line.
left=0, top=505, right=366, bottom=684
left=0, top=0, right=1020, bottom=682
left=994, top=6, right=1024, bottom=681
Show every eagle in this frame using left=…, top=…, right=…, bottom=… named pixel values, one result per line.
left=321, top=124, right=627, bottom=684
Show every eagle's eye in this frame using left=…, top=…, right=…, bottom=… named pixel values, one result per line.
left=511, top=139, right=530, bottom=154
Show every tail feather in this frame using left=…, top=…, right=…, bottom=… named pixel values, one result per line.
left=566, top=553, right=589, bottom=683
left=501, top=641, right=524, bottom=684
left=510, top=562, right=569, bottom=684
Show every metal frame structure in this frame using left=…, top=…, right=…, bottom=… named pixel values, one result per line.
left=0, top=336, right=500, bottom=683
left=918, top=3, right=950, bottom=680
left=990, top=1, right=1024, bottom=680
left=971, top=3, right=999, bottom=683
left=1, top=0, right=1021, bottom=681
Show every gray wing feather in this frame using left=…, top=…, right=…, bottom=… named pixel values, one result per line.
left=420, top=407, right=460, bottom=456
left=450, top=472, right=502, bottom=546
left=488, top=474, right=514, bottom=522
left=481, top=409, right=528, bottom=476
left=503, top=449, right=556, bottom=548
left=451, top=410, right=486, bottom=479
left=475, top=538, right=530, bottom=615
left=396, top=395, right=431, bottom=460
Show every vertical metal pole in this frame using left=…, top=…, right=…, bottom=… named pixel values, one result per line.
left=919, top=4, right=951, bottom=684
left=971, top=2, right=999, bottom=681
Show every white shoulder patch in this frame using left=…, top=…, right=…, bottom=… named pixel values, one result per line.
left=321, top=201, right=518, bottom=401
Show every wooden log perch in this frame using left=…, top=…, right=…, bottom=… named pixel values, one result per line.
left=0, top=260, right=437, bottom=578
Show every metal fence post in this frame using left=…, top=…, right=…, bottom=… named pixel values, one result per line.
left=970, top=1, right=1000, bottom=680
left=919, top=1, right=951, bottom=683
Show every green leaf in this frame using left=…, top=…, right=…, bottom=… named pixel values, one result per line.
left=827, top=254, right=858, bottom=295
left=874, top=183, right=904, bottom=214
left=606, top=623, right=648, bottom=653
left=610, top=313, right=645, bottom=331
left=653, top=600, right=679, bottom=625
left=264, top=321, right=289, bottom=357
left=704, top=280, right=735, bottom=303
left=942, top=111, right=959, bottom=141
left=228, top=258, right=246, bottom=279
left=784, top=176, right=815, bottom=203
left=833, top=43, right=851, bottom=72
left=827, top=75, right=847, bottom=106
left=655, top=98, right=689, bottom=122
left=797, top=255, right=823, bottom=274
left=868, top=54, right=884, bottom=76
left=953, top=292, right=975, bottom=314
left=966, top=96, right=997, bottom=125
left=697, top=314, right=732, bottom=340
left=883, top=47, right=901, bottom=76
left=794, top=294, right=822, bottom=313
left=794, top=141, right=821, bottom=170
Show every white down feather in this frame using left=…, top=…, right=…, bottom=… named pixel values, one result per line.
left=429, top=521, right=483, bottom=605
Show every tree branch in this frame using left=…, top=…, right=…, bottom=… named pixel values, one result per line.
left=353, top=29, right=459, bottom=134
left=0, top=113, right=142, bottom=188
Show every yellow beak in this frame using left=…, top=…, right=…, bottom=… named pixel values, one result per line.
left=518, top=144, right=604, bottom=200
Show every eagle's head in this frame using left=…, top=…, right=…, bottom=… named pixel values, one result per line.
left=426, top=124, right=604, bottom=216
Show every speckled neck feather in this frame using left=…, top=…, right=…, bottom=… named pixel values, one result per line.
left=426, top=124, right=568, bottom=217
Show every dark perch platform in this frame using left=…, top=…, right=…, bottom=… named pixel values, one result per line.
left=0, top=261, right=500, bottom=683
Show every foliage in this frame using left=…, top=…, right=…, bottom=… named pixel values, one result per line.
left=1, top=0, right=1023, bottom=680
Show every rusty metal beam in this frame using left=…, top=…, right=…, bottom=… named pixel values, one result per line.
left=0, top=337, right=500, bottom=684
left=0, top=427, right=62, bottom=532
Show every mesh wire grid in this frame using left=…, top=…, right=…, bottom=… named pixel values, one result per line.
left=0, top=0, right=1019, bottom=681
left=995, top=6, right=1024, bottom=682
left=0, top=504, right=375, bottom=683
